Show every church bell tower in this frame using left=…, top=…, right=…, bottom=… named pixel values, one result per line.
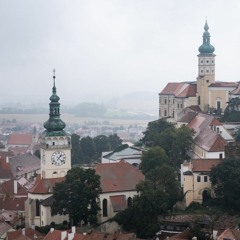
left=197, top=21, right=216, bottom=112
left=39, top=70, right=71, bottom=179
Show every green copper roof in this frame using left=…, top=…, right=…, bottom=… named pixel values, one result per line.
left=43, top=71, right=67, bottom=136
left=198, top=21, right=215, bottom=55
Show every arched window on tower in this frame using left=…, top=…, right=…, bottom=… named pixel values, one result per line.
left=36, top=200, right=40, bottom=216
left=102, top=199, right=108, bottom=217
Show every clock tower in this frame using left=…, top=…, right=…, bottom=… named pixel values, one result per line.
left=39, top=70, right=71, bottom=179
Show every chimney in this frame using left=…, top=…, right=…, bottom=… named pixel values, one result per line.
left=68, top=232, right=74, bottom=240
left=50, top=228, right=54, bottom=233
left=14, top=180, right=18, bottom=194
left=31, top=224, right=35, bottom=230
left=61, top=231, right=67, bottom=240
left=22, top=228, right=25, bottom=236
left=6, top=156, right=9, bottom=163
left=71, top=226, right=76, bottom=234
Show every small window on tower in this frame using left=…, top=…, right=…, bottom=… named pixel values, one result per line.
left=206, top=70, right=209, bottom=73
left=206, top=80, right=209, bottom=83
left=206, top=60, right=209, bottom=63
left=201, top=60, right=203, bottom=63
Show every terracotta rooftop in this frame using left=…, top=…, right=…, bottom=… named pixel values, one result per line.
left=192, top=159, right=222, bottom=172
left=95, top=161, right=144, bottom=193
left=208, top=81, right=238, bottom=88
left=0, top=159, right=13, bottom=179
left=2, top=179, right=28, bottom=196
left=7, top=133, right=33, bottom=146
left=159, top=82, right=196, bottom=98
left=29, top=175, right=64, bottom=194
left=7, top=228, right=43, bottom=240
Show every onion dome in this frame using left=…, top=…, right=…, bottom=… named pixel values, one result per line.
left=43, top=70, right=66, bottom=136
left=198, top=21, right=215, bottom=54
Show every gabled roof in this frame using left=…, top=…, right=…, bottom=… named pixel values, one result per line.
left=159, top=82, right=196, bottom=98
left=29, top=175, right=64, bottom=194
left=0, top=221, right=13, bottom=235
left=95, top=161, right=144, bottom=193
left=110, top=195, right=127, bottom=212
left=230, top=83, right=240, bottom=95
left=7, top=133, right=33, bottom=145
left=2, top=179, right=28, bottom=196
left=0, top=196, right=27, bottom=211
left=9, top=153, right=40, bottom=178
left=192, top=159, right=221, bottom=172
left=186, top=112, right=227, bottom=152
left=218, top=228, right=240, bottom=240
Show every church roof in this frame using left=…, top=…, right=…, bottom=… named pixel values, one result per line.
left=29, top=175, right=64, bottom=194
left=208, top=81, right=238, bottom=88
left=7, top=133, right=33, bottom=146
left=159, top=82, right=196, bottom=98
left=95, top=161, right=144, bottom=193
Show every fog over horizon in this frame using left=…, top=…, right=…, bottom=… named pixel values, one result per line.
left=1, top=0, right=240, bottom=113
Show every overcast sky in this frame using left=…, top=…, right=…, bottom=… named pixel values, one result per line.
left=1, top=0, right=240, bottom=107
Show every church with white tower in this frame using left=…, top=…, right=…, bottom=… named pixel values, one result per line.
left=25, top=71, right=71, bottom=227
left=159, top=21, right=240, bottom=121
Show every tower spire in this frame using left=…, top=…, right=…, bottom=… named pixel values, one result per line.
left=43, top=70, right=66, bottom=136
left=198, top=20, right=215, bottom=54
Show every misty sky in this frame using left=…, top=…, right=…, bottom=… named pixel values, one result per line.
left=1, top=0, right=240, bottom=107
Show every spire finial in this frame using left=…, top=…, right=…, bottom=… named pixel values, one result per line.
left=53, top=69, right=56, bottom=87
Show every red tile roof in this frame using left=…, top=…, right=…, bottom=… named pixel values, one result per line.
left=210, top=118, right=222, bottom=126
left=0, top=159, right=13, bottom=179
left=2, top=179, right=28, bottom=196
left=110, top=195, right=127, bottom=212
left=186, top=112, right=227, bottom=152
left=231, top=83, right=240, bottom=95
left=7, top=228, right=43, bottom=240
left=0, top=196, right=27, bottom=211
left=159, top=82, right=196, bottom=98
left=8, top=133, right=33, bottom=146
left=95, top=161, right=144, bottom=193
left=208, top=81, right=238, bottom=88
left=192, top=159, right=222, bottom=172
left=29, top=175, right=64, bottom=194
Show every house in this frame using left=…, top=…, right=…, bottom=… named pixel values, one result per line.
left=7, top=133, right=33, bottom=148
left=102, top=145, right=144, bottom=166
left=95, top=161, right=145, bottom=232
left=159, top=21, right=240, bottom=121
left=177, top=111, right=233, bottom=159
left=181, top=159, right=221, bottom=207
left=8, top=153, right=40, bottom=179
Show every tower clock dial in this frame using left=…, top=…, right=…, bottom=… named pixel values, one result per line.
left=51, top=151, right=66, bottom=166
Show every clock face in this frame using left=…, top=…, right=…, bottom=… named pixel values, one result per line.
left=51, top=151, right=66, bottom=166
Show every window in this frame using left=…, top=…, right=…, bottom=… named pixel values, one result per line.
left=201, top=60, right=203, bottom=63
left=206, top=70, right=209, bottom=73
left=127, top=197, right=132, bottom=207
left=164, top=110, right=167, bottom=116
left=217, top=127, right=219, bottom=133
left=217, top=101, right=221, bottom=110
left=102, top=199, right=108, bottom=217
left=36, top=200, right=40, bottom=216
left=164, top=98, right=167, bottom=104
left=198, top=96, right=201, bottom=105
left=53, top=142, right=55, bottom=146
left=206, top=80, right=209, bottom=83
left=219, top=153, right=223, bottom=159
left=197, top=176, right=201, bottom=182
left=206, top=60, right=209, bottom=63
left=204, top=176, right=208, bottom=182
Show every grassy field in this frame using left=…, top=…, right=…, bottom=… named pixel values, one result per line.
left=0, top=113, right=153, bottom=127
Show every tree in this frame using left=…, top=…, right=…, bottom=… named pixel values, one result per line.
left=80, top=136, right=96, bottom=163
left=107, top=134, right=122, bottom=150
left=210, top=158, right=240, bottom=212
left=71, top=133, right=83, bottom=165
left=114, top=165, right=181, bottom=238
left=170, top=126, right=194, bottom=166
left=93, top=135, right=111, bottom=158
left=142, top=119, right=175, bottom=147
left=51, top=167, right=101, bottom=225
left=140, top=146, right=169, bottom=174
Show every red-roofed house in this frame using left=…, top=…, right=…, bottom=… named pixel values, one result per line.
left=181, top=159, right=222, bottom=207
left=7, top=133, right=33, bottom=148
left=6, top=228, right=43, bottom=240
left=95, top=161, right=145, bottom=232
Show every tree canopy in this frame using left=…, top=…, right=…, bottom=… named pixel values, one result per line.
left=142, top=119, right=194, bottom=167
left=210, top=158, right=240, bottom=212
left=51, top=167, right=101, bottom=225
left=114, top=164, right=181, bottom=238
